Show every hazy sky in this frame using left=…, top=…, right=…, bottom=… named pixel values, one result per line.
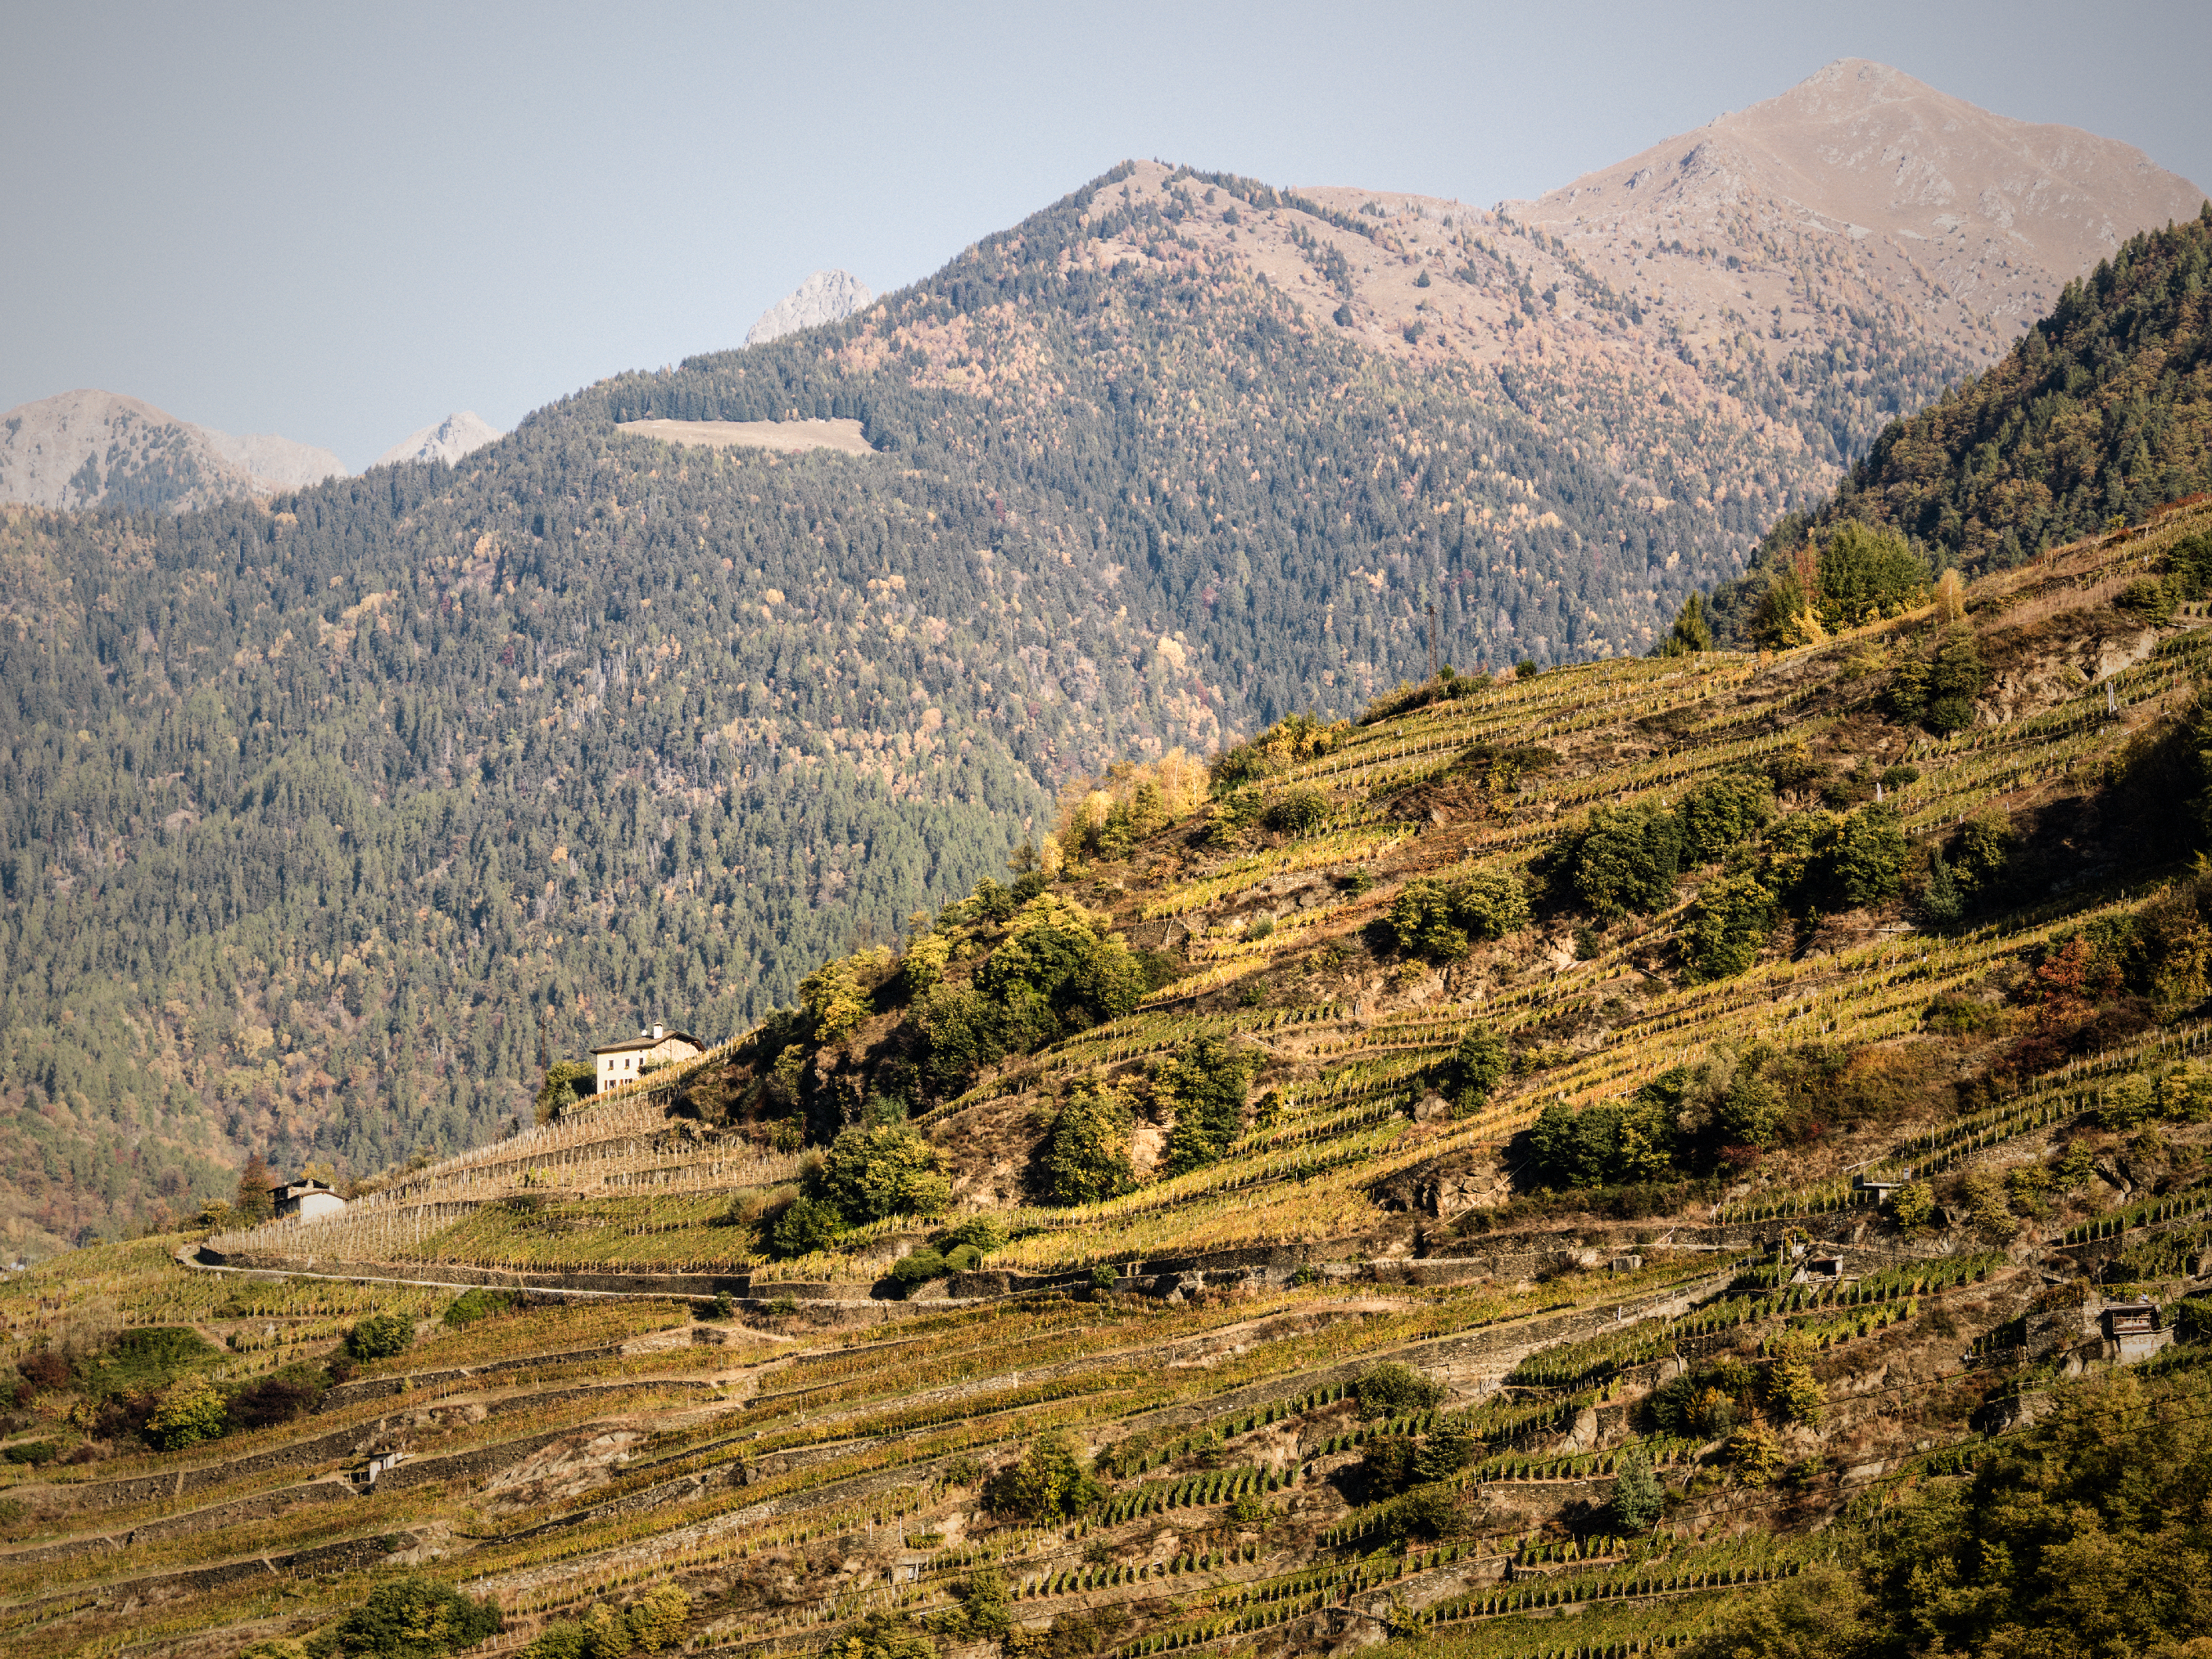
left=7, top=0, right=2209, bottom=470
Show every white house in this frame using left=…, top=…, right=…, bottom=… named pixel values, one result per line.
left=592, top=1024, right=704, bottom=1094
left=273, top=1179, right=347, bottom=1222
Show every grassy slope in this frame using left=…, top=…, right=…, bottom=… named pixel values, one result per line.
left=8, top=508, right=2212, bottom=1659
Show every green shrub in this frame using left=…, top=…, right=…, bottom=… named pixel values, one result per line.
left=913, top=895, right=1148, bottom=1092
left=1524, top=1095, right=1676, bottom=1188
left=1949, top=809, right=2013, bottom=906
left=316, top=1575, right=502, bottom=1659
left=1756, top=808, right=1836, bottom=903
left=1382, top=1483, right=1466, bottom=1543
left=933, top=1571, right=1012, bottom=1641
left=2, top=1440, right=57, bottom=1466
left=890, top=1250, right=949, bottom=1291
left=1559, top=803, right=1680, bottom=918
left=821, top=1124, right=951, bottom=1222
left=1263, top=787, right=1330, bottom=836
left=1389, top=868, right=1530, bottom=959
left=2100, top=1072, right=2155, bottom=1130
left=1891, top=1180, right=1937, bottom=1235
left=1823, top=804, right=1907, bottom=908
left=1444, top=1027, right=1508, bottom=1110
left=986, top=1430, right=1104, bottom=1521
left=1656, top=591, right=1714, bottom=656
left=2119, top=576, right=2176, bottom=623
left=1610, top=1445, right=1664, bottom=1530
left=943, top=1244, right=982, bottom=1272
left=799, top=949, right=886, bottom=1045
left=1812, top=520, right=1926, bottom=627
left=936, top=1214, right=1008, bottom=1253
left=1352, top=1361, right=1446, bottom=1419
left=1728, top=1425, right=1787, bottom=1486
left=442, top=1288, right=523, bottom=1328
left=771, top=1195, right=845, bottom=1256
left=1764, top=1332, right=1825, bottom=1426
left=623, top=1587, right=690, bottom=1653
left=344, top=1312, right=415, bottom=1362
left=534, top=1059, right=594, bottom=1123
left=1040, top=1081, right=1135, bottom=1204
left=1684, top=871, right=1775, bottom=980
left=1159, top=1038, right=1260, bottom=1176
left=1924, top=626, right=1988, bottom=732
left=75, top=1326, right=216, bottom=1398
left=1677, top=773, right=1775, bottom=864
left=1920, top=850, right=1965, bottom=923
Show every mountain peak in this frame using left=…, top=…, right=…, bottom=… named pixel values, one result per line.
left=0, top=388, right=343, bottom=510
left=746, top=269, right=873, bottom=346
left=373, top=410, right=502, bottom=469
left=1512, top=60, right=2205, bottom=342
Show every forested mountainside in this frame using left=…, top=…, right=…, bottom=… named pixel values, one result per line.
left=1711, top=206, right=2212, bottom=641
left=0, top=146, right=1987, bottom=1251
left=11, top=505, right=2212, bottom=1659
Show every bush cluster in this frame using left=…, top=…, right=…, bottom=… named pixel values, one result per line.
left=912, top=895, right=1148, bottom=1093
left=1388, top=869, right=1530, bottom=960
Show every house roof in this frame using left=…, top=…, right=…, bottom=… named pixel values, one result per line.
left=591, top=1031, right=704, bottom=1055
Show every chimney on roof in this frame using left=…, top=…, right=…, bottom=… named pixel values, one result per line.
left=653, top=1023, right=664, bottom=1040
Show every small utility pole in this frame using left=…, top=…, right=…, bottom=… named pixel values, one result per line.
left=1426, top=603, right=1440, bottom=681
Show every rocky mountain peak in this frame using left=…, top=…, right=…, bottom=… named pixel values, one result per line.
left=373, top=410, right=503, bottom=469
left=746, top=269, right=873, bottom=346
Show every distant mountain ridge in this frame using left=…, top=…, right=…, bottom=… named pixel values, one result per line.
left=1515, top=57, right=2204, bottom=343
left=0, top=389, right=345, bottom=511
left=374, top=410, right=503, bottom=469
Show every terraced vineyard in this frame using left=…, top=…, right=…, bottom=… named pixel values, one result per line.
left=9, top=504, right=2212, bottom=1659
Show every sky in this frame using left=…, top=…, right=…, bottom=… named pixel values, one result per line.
left=7, top=0, right=2210, bottom=471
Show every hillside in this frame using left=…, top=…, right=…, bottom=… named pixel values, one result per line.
left=5, top=60, right=2204, bottom=1249
left=8, top=505, right=2212, bottom=1659
left=0, top=390, right=346, bottom=510
left=1711, top=204, right=2212, bottom=643
left=0, top=152, right=1861, bottom=1249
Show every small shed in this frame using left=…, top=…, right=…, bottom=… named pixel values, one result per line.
left=2100, top=1300, right=2169, bottom=1365
left=1801, top=1253, right=1846, bottom=1283
left=273, top=1179, right=347, bottom=1222
left=1852, top=1170, right=1913, bottom=1195
left=2100, top=1301, right=2158, bottom=1339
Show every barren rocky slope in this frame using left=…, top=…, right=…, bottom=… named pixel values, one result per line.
left=0, top=389, right=344, bottom=511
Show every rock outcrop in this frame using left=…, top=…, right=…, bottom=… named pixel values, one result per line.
left=373, top=410, right=503, bottom=469
left=746, top=270, right=873, bottom=346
